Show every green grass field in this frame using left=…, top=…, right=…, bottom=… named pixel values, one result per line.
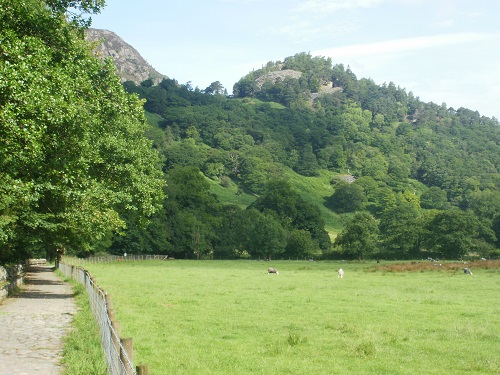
left=82, top=260, right=499, bottom=375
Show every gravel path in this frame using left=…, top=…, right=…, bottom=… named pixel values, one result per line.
left=0, top=266, right=77, bottom=375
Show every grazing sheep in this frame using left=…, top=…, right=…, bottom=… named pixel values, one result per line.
left=463, top=268, right=473, bottom=276
left=338, top=268, right=344, bottom=278
left=267, top=267, right=279, bottom=275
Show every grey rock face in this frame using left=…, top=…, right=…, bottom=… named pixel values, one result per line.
left=86, top=28, right=166, bottom=85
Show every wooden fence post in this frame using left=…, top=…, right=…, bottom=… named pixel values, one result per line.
left=136, top=364, right=150, bottom=375
left=120, top=337, right=134, bottom=375
left=111, top=321, right=121, bottom=343
left=105, top=294, right=116, bottom=321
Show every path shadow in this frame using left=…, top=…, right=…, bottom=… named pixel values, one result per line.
left=27, top=265, right=55, bottom=273
left=14, top=292, right=75, bottom=300
left=11, top=266, right=75, bottom=300
left=27, top=278, right=65, bottom=286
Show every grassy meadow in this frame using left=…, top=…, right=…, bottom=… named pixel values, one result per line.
left=82, top=260, right=499, bottom=375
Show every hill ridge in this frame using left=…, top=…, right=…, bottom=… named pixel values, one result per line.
left=85, top=28, right=165, bottom=85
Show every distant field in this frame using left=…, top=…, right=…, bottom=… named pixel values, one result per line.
left=84, top=260, right=500, bottom=375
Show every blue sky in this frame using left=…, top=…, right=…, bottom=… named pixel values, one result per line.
left=91, top=0, right=500, bottom=119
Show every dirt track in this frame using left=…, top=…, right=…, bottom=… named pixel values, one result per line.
left=0, top=266, right=76, bottom=375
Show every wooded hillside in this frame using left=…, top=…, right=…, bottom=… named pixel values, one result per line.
left=119, top=52, right=500, bottom=260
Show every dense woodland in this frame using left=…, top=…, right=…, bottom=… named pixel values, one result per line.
left=121, top=54, right=500, bottom=261
left=1, top=0, right=499, bottom=264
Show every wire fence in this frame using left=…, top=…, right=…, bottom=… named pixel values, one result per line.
left=67, top=254, right=172, bottom=265
left=58, top=263, right=139, bottom=375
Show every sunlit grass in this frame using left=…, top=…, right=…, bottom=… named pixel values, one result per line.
left=206, top=177, right=256, bottom=209
left=235, top=97, right=287, bottom=110
left=60, top=280, right=107, bottom=375
left=209, top=166, right=343, bottom=237
left=282, top=168, right=342, bottom=234
left=144, top=110, right=163, bottom=127
left=83, top=260, right=500, bottom=375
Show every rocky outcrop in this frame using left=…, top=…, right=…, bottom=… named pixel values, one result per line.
left=255, top=69, right=303, bottom=90
left=339, top=174, right=357, bottom=184
left=310, top=83, right=342, bottom=101
left=254, top=68, right=341, bottom=104
left=85, top=28, right=166, bottom=85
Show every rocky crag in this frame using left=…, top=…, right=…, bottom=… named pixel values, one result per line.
left=86, top=28, right=165, bottom=85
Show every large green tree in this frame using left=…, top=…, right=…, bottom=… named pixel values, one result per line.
left=334, top=212, right=379, bottom=260
left=242, top=209, right=286, bottom=260
left=250, top=179, right=300, bottom=225
left=250, top=179, right=331, bottom=251
left=420, top=186, right=449, bottom=210
left=493, top=214, right=500, bottom=249
left=162, top=166, right=220, bottom=259
left=214, top=204, right=247, bottom=258
left=379, top=203, right=422, bottom=259
left=423, top=208, right=480, bottom=259
left=328, top=182, right=367, bottom=213
left=0, top=0, right=165, bottom=262
left=284, top=229, right=318, bottom=259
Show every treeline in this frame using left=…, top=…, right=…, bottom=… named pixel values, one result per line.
left=109, top=169, right=330, bottom=260
left=119, top=52, right=500, bottom=260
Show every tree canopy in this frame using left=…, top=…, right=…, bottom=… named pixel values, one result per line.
left=334, top=212, right=379, bottom=260
left=0, top=0, right=165, bottom=263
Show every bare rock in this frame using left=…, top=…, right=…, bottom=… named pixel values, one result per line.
left=85, top=28, right=166, bottom=85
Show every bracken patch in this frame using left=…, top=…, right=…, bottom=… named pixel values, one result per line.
left=372, top=260, right=500, bottom=273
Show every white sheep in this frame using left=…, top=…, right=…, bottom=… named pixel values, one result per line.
left=338, top=268, right=344, bottom=278
left=267, top=267, right=279, bottom=275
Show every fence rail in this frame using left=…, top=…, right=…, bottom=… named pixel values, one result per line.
left=59, top=263, right=143, bottom=375
left=66, top=254, right=172, bottom=265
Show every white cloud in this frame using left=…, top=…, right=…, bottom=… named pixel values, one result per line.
left=313, top=32, right=493, bottom=59
left=295, top=0, right=384, bottom=13
left=270, top=21, right=322, bottom=41
left=263, top=19, right=359, bottom=43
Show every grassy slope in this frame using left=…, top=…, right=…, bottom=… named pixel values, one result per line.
left=144, top=111, right=163, bottom=127
left=84, top=260, right=500, bottom=375
left=207, top=167, right=342, bottom=237
left=145, top=109, right=343, bottom=237
left=206, top=177, right=257, bottom=209
left=282, top=168, right=342, bottom=236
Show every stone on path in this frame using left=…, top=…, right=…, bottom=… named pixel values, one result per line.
left=0, top=266, right=77, bottom=375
